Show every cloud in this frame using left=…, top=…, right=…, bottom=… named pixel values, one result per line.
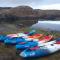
left=38, top=4, right=60, bottom=10
left=0, top=0, right=43, bottom=7
left=0, top=0, right=60, bottom=10
left=40, top=0, right=60, bottom=5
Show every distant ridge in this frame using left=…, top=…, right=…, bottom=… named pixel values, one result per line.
left=0, top=6, right=60, bottom=20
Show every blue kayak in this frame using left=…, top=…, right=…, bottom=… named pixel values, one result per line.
left=16, top=41, right=38, bottom=50
left=0, top=34, right=7, bottom=42
left=20, top=48, right=50, bottom=58
left=27, top=30, right=36, bottom=36
left=4, top=37, right=26, bottom=45
left=20, top=39, right=60, bottom=58
left=55, top=38, right=60, bottom=41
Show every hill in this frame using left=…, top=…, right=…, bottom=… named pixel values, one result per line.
left=0, top=6, right=60, bottom=21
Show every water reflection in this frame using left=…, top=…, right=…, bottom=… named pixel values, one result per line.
left=31, top=21, right=60, bottom=31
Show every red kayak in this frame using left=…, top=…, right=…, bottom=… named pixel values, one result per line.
left=28, top=34, right=43, bottom=39
left=38, top=35, right=53, bottom=43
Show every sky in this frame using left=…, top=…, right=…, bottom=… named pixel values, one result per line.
left=0, top=0, right=60, bottom=10
left=38, top=21, right=60, bottom=24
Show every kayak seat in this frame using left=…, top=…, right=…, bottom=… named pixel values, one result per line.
left=30, top=46, right=39, bottom=50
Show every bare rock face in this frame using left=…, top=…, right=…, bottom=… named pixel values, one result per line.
left=0, top=6, right=60, bottom=21
left=0, top=6, right=35, bottom=16
left=0, top=6, right=60, bottom=20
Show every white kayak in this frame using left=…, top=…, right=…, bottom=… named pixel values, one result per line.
left=20, top=39, right=60, bottom=58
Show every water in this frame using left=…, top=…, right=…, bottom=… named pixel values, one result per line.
left=31, top=21, right=60, bottom=31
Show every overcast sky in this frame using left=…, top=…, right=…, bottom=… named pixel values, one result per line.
left=0, top=0, right=60, bottom=10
